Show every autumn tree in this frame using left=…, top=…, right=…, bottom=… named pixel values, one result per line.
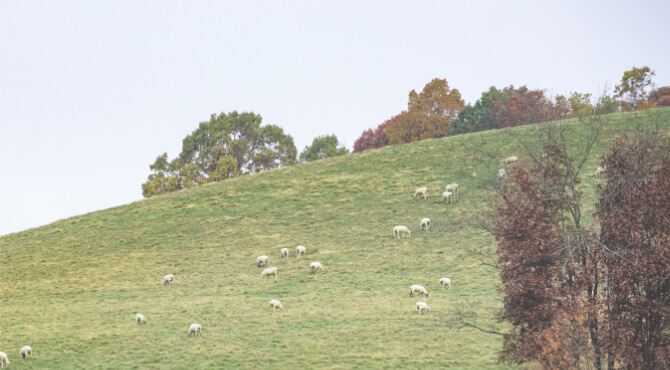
left=386, top=78, right=464, bottom=144
left=614, top=66, right=656, bottom=110
left=597, top=135, right=670, bottom=369
left=298, top=134, right=349, bottom=162
left=567, top=92, right=595, bottom=117
left=649, top=86, right=670, bottom=107
left=353, top=121, right=388, bottom=153
left=142, top=111, right=297, bottom=198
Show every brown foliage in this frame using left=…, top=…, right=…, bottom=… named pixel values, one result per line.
left=353, top=121, right=388, bottom=153
left=649, top=86, right=670, bottom=107
left=597, top=136, right=670, bottom=369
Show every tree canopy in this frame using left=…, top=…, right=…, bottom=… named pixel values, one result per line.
left=142, top=111, right=296, bottom=198
left=614, top=66, right=656, bottom=109
left=298, top=134, right=349, bottom=162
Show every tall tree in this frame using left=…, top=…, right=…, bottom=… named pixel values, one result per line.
left=386, top=78, right=464, bottom=144
left=142, top=111, right=296, bottom=198
left=299, top=134, right=349, bottom=162
left=597, top=135, right=670, bottom=369
left=614, top=66, right=656, bottom=110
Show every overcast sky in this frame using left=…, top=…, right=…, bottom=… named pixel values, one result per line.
left=2, top=0, right=669, bottom=236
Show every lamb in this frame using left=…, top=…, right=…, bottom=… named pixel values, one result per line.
left=296, top=245, right=306, bottom=258
left=413, top=187, right=428, bottom=199
left=136, top=313, right=147, bottom=325
left=163, top=274, right=174, bottom=286
left=269, top=300, right=284, bottom=312
left=393, top=226, right=411, bottom=239
left=442, top=190, right=453, bottom=204
left=257, top=255, right=269, bottom=268
left=409, top=285, right=429, bottom=298
left=497, top=168, right=507, bottom=181
left=310, top=261, right=324, bottom=274
left=439, top=277, right=451, bottom=290
left=595, top=166, right=606, bottom=178
left=416, top=301, right=431, bottom=314
left=445, top=183, right=459, bottom=198
left=0, top=352, right=8, bottom=367
left=261, top=267, right=278, bottom=281
left=188, top=323, right=202, bottom=336
left=501, top=156, right=518, bottom=166
left=280, top=248, right=289, bottom=259
left=419, top=218, right=431, bottom=231
left=20, top=346, right=32, bottom=360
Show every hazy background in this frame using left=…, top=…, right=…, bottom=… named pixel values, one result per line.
left=2, top=0, right=669, bottom=235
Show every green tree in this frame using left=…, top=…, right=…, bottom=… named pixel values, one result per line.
left=567, top=92, right=594, bottom=117
left=614, top=66, right=655, bottom=109
left=142, top=111, right=297, bottom=198
left=299, top=134, right=349, bottom=162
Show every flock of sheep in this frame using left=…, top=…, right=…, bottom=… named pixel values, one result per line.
left=0, top=154, right=609, bottom=364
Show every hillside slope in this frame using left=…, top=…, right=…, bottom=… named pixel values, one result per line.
left=2, top=108, right=669, bottom=368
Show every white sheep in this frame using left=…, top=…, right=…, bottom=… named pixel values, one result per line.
left=445, top=183, right=459, bottom=198
left=501, top=156, right=518, bottom=166
left=261, top=267, right=278, bottom=281
left=269, top=300, right=284, bottom=312
left=442, top=191, right=453, bottom=204
left=20, top=346, right=32, bottom=360
left=419, top=218, right=431, bottom=231
left=413, top=187, right=428, bottom=199
left=497, top=168, right=507, bottom=181
left=439, top=277, right=451, bottom=291
left=296, top=245, right=306, bottom=258
left=393, top=226, right=411, bottom=239
left=136, top=313, right=147, bottom=325
left=310, top=261, right=324, bottom=274
left=595, top=166, right=606, bottom=178
left=409, top=285, right=429, bottom=298
left=188, top=323, right=202, bottom=336
left=0, top=352, right=8, bottom=367
left=257, top=255, right=269, bottom=268
left=416, top=301, right=431, bottom=314
left=280, top=248, right=289, bottom=259
left=163, top=274, right=174, bottom=286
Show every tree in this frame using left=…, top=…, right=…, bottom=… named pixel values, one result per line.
left=597, top=135, right=670, bottom=369
left=568, top=92, right=595, bottom=117
left=649, top=86, right=670, bottom=107
left=386, top=78, right=464, bottom=145
left=353, top=121, right=388, bottom=153
left=298, top=134, right=349, bottom=162
left=142, top=111, right=297, bottom=198
left=614, top=66, right=656, bottom=110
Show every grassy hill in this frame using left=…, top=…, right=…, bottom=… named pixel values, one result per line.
left=2, top=108, right=669, bottom=368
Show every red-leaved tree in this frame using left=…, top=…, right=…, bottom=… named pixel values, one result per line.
left=353, top=121, right=388, bottom=153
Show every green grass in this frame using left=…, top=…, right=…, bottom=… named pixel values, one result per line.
left=2, top=108, right=669, bottom=368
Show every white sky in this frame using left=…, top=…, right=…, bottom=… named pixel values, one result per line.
left=2, top=0, right=669, bottom=236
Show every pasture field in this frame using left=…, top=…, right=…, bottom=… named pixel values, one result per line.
left=2, top=108, right=669, bottom=368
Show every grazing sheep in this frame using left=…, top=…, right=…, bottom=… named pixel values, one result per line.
left=257, top=255, right=269, bottom=268
left=419, top=218, right=431, bottom=231
left=280, top=248, right=289, bottom=259
left=445, top=183, right=459, bottom=197
left=595, top=166, right=606, bottom=178
left=501, top=156, right=518, bottom=166
left=269, top=300, right=284, bottom=312
left=442, top=191, right=453, bottom=204
left=439, top=277, right=451, bottom=291
left=136, top=313, right=147, bottom=325
left=393, top=226, right=411, bottom=239
left=0, top=352, right=8, bottom=367
left=413, top=187, right=428, bottom=199
left=296, top=245, right=306, bottom=258
left=497, top=168, right=507, bottom=181
left=409, top=285, right=429, bottom=298
left=310, top=261, right=324, bottom=274
left=20, top=346, right=32, bottom=360
left=416, top=301, right=431, bottom=314
left=188, top=324, right=202, bottom=336
left=261, top=267, right=278, bottom=281
left=163, top=274, right=174, bottom=286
